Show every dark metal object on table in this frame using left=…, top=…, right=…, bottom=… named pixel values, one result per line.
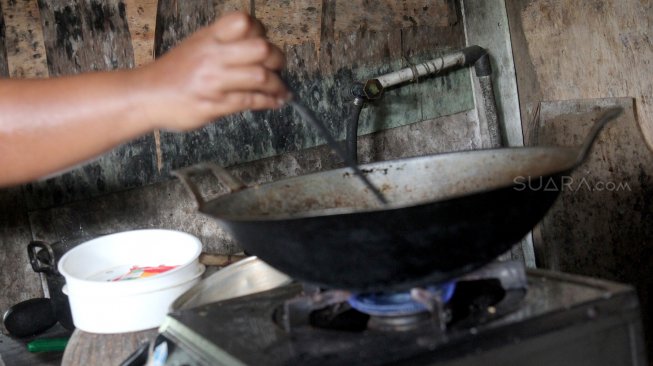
left=174, top=107, right=622, bottom=292
left=27, top=234, right=109, bottom=331
left=119, top=341, right=150, bottom=366
left=2, top=298, right=58, bottom=338
left=28, top=240, right=75, bottom=330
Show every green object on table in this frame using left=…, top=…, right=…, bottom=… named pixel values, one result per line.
left=27, top=337, right=69, bottom=353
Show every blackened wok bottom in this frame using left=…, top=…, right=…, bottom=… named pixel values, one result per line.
left=189, top=146, right=578, bottom=292
left=216, top=179, right=559, bottom=292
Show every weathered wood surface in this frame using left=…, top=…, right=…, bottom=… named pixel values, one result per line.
left=124, top=0, right=160, bottom=170
left=506, top=0, right=653, bottom=148
left=0, top=323, right=71, bottom=366
left=37, top=0, right=134, bottom=75
left=154, top=0, right=472, bottom=177
left=213, top=0, right=250, bottom=16
left=1, top=0, right=48, bottom=78
left=534, top=98, right=653, bottom=275
left=506, top=0, right=653, bottom=354
left=0, top=187, right=44, bottom=334
left=0, top=0, right=474, bottom=210
left=333, top=0, right=455, bottom=36
left=0, top=2, right=44, bottom=331
left=532, top=97, right=653, bottom=356
left=0, top=1, right=8, bottom=77
left=124, top=0, right=156, bottom=68
left=255, top=0, right=321, bottom=48
left=154, top=0, right=214, bottom=56
left=22, top=0, right=158, bottom=210
left=61, top=328, right=158, bottom=366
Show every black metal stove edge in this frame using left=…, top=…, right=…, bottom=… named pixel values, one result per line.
left=161, top=269, right=644, bottom=366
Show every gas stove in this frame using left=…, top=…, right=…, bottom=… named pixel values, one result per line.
left=153, top=261, right=645, bottom=366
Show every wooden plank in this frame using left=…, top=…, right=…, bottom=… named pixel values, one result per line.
left=154, top=0, right=214, bottom=56
left=254, top=0, right=322, bottom=48
left=123, top=0, right=160, bottom=171
left=0, top=3, right=44, bottom=332
left=0, top=1, right=8, bottom=77
left=24, top=0, right=158, bottom=210
left=123, top=0, right=157, bottom=68
left=534, top=98, right=653, bottom=273
left=21, top=0, right=471, bottom=209
left=0, top=324, right=71, bottom=366
left=334, top=0, right=455, bottom=37
left=154, top=0, right=471, bottom=175
left=62, top=328, right=157, bottom=366
left=27, top=177, right=240, bottom=256
left=0, top=187, right=44, bottom=333
left=317, top=0, right=335, bottom=72
left=213, top=0, right=250, bottom=16
left=0, top=0, right=49, bottom=78
left=37, top=0, right=134, bottom=75
left=506, top=0, right=653, bottom=271
left=506, top=0, right=653, bottom=149
left=532, top=97, right=653, bottom=356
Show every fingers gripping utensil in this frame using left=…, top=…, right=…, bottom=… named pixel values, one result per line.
left=285, top=91, right=389, bottom=205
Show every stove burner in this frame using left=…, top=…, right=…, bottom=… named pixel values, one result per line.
left=348, top=282, right=456, bottom=316
left=159, top=267, right=641, bottom=366
left=278, top=261, right=528, bottom=336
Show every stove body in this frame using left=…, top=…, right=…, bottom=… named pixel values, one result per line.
left=155, top=268, right=645, bottom=366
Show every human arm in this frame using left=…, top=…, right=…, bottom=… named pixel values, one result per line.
left=0, top=12, right=288, bottom=187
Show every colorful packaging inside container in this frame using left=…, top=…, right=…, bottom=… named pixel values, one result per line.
left=110, top=265, right=179, bottom=282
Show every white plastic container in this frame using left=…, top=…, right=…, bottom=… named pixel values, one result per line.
left=58, top=229, right=204, bottom=333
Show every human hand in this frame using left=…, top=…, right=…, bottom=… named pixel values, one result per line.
left=136, top=12, right=289, bottom=131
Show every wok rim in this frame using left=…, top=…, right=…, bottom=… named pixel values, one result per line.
left=200, top=146, right=580, bottom=222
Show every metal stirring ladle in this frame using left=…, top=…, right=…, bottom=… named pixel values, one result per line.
left=286, top=96, right=389, bottom=205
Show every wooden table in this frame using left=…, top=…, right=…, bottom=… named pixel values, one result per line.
left=61, top=328, right=158, bottom=366
left=0, top=323, right=72, bottom=366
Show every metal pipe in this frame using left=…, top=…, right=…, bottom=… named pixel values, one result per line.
left=344, top=45, right=503, bottom=162
left=375, top=52, right=466, bottom=88
left=372, top=45, right=488, bottom=89
left=346, top=98, right=364, bottom=163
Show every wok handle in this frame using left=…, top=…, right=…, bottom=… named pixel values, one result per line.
left=172, top=163, right=247, bottom=208
left=575, top=106, right=623, bottom=166
left=28, top=241, right=58, bottom=275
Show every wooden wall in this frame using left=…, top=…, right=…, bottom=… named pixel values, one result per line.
left=506, top=0, right=653, bottom=147
left=13, top=0, right=473, bottom=210
left=0, top=0, right=487, bottom=329
left=506, top=0, right=653, bottom=356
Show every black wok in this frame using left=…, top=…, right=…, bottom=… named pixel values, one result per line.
left=175, top=107, right=622, bottom=292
